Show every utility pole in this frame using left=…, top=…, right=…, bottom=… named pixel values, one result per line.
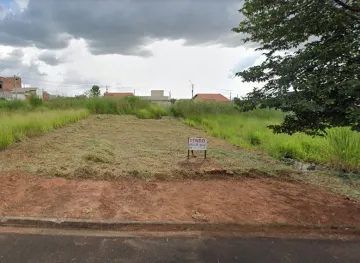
left=189, top=80, right=194, bottom=99
left=14, top=75, right=17, bottom=100
left=105, top=85, right=109, bottom=93
left=230, top=92, right=232, bottom=101
left=134, top=89, right=136, bottom=96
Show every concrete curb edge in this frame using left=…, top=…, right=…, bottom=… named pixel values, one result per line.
left=1, top=216, right=360, bottom=234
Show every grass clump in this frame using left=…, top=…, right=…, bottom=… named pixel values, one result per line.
left=170, top=100, right=237, bottom=118
left=184, top=108, right=360, bottom=173
left=0, top=100, right=29, bottom=110
left=29, top=95, right=43, bottom=107
left=0, top=109, right=89, bottom=150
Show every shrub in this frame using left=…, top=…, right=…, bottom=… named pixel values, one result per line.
left=328, top=127, right=360, bottom=172
left=136, top=109, right=153, bottom=119
left=249, top=132, right=262, bottom=145
left=29, top=95, right=43, bottom=107
left=0, top=100, right=28, bottom=110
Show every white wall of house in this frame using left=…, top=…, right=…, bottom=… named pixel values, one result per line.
left=35, top=88, right=43, bottom=99
left=10, top=93, right=27, bottom=101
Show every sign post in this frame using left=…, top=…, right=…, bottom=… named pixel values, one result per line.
left=188, top=138, right=207, bottom=159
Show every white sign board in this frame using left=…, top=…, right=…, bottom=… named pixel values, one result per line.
left=188, top=138, right=207, bottom=151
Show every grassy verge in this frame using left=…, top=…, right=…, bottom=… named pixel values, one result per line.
left=183, top=110, right=360, bottom=174
left=0, top=109, right=89, bottom=150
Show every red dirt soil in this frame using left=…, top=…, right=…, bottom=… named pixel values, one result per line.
left=1, top=173, right=359, bottom=226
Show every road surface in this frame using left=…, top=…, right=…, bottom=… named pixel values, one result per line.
left=0, top=232, right=359, bottom=263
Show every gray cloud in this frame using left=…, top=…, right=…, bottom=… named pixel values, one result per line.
left=0, top=0, right=245, bottom=56
left=228, top=52, right=263, bottom=78
left=232, top=52, right=262, bottom=72
left=38, top=51, right=65, bottom=66
left=0, top=49, right=46, bottom=79
left=10, top=48, right=24, bottom=59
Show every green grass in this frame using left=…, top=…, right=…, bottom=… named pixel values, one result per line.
left=0, top=109, right=89, bottom=150
left=184, top=108, right=360, bottom=174
left=1, top=97, right=359, bottom=173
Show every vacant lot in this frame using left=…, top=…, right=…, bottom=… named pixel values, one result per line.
left=0, top=115, right=359, bottom=225
left=0, top=115, right=291, bottom=179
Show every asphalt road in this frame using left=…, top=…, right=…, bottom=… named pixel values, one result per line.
left=0, top=233, right=360, bottom=263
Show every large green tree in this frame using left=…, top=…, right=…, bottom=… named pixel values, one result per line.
left=233, top=0, right=360, bottom=136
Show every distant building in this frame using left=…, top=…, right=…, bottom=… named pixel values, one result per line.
left=0, top=91, right=12, bottom=100
left=140, top=90, right=171, bottom=106
left=43, top=91, right=50, bottom=101
left=104, top=92, right=134, bottom=98
left=193, top=93, right=231, bottom=103
left=0, top=76, right=22, bottom=92
left=11, top=88, right=43, bottom=101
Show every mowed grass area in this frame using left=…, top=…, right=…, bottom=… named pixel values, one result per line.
left=0, top=109, right=89, bottom=150
left=0, top=115, right=294, bottom=180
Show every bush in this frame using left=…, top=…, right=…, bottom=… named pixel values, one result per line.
left=328, top=127, right=360, bottom=172
left=29, top=95, right=43, bottom=107
left=136, top=109, right=153, bottom=119
left=0, top=100, right=28, bottom=110
left=170, top=100, right=237, bottom=118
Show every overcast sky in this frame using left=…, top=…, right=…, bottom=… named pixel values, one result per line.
left=0, top=0, right=262, bottom=98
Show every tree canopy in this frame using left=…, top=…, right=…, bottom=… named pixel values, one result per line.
left=233, top=0, right=360, bottom=136
left=90, top=85, right=101, bottom=97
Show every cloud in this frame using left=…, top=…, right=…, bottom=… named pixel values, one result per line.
left=228, top=51, right=263, bottom=78
left=9, top=48, right=24, bottom=58
left=0, top=0, right=245, bottom=56
left=0, top=47, right=46, bottom=80
left=15, top=0, right=29, bottom=9
left=38, top=51, right=65, bottom=66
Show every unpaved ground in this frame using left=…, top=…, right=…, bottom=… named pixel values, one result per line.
left=0, top=115, right=291, bottom=179
left=0, top=115, right=359, bottom=226
left=0, top=173, right=359, bottom=225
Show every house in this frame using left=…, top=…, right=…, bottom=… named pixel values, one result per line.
left=11, top=87, right=43, bottom=101
left=193, top=93, right=231, bottom=103
left=104, top=92, right=134, bottom=98
left=140, top=90, right=171, bottom=106
left=43, top=91, right=50, bottom=101
left=0, top=76, right=22, bottom=92
left=0, top=91, right=12, bottom=100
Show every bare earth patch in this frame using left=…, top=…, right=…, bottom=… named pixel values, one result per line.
left=0, top=173, right=359, bottom=226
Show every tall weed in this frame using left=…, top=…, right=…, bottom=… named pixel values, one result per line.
left=0, top=109, right=89, bottom=150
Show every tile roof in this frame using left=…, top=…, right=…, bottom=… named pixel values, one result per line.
left=193, top=93, right=230, bottom=102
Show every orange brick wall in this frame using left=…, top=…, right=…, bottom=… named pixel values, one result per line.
left=0, top=77, right=22, bottom=92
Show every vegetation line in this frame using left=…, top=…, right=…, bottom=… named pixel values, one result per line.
left=0, top=109, right=89, bottom=150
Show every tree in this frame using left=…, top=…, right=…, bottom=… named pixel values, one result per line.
left=233, top=0, right=360, bottom=136
left=90, top=85, right=100, bottom=97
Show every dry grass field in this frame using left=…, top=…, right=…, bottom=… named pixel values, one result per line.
left=0, top=115, right=292, bottom=180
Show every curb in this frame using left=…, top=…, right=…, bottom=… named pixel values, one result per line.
left=1, top=216, right=360, bottom=235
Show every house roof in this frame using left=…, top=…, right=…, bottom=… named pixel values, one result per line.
left=12, top=88, right=39, bottom=93
left=104, top=92, right=134, bottom=98
left=193, top=93, right=230, bottom=102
